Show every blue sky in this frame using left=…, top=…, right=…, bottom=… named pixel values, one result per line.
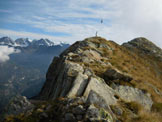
left=0, top=0, right=162, bottom=46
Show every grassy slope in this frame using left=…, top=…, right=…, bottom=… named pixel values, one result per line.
left=88, top=37, right=162, bottom=121
left=5, top=37, right=162, bottom=122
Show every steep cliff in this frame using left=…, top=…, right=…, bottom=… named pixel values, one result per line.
left=5, top=37, right=162, bottom=122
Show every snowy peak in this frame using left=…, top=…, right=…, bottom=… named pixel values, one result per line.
left=0, top=37, right=15, bottom=46
left=15, top=38, right=31, bottom=47
left=31, top=39, right=55, bottom=46
left=0, top=37, right=68, bottom=47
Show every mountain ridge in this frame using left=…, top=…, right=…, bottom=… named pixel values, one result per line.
left=0, top=36, right=70, bottom=114
left=0, top=36, right=69, bottom=47
left=3, top=37, right=162, bottom=122
left=122, top=37, right=162, bottom=60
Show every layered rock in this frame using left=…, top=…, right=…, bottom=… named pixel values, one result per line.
left=6, top=36, right=162, bottom=122
left=37, top=37, right=154, bottom=122
left=39, top=59, right=118, bottom=106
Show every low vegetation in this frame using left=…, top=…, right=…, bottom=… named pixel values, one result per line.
left=69, top=37, right=162, bottom=121
left=4, top=37, right=162, bottom=122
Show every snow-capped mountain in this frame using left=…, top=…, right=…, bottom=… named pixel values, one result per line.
left=31, top=39, right=55, bottom=46
left=15, top=38, right=31, bottom=47
left=0, top=37, right=15, bottom=46
left=0, top=37, right=66, bottom=47
left=0, top=36, right=70, bottom=111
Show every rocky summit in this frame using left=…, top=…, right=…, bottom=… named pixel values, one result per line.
left=4, top=37, right=162, bottom=122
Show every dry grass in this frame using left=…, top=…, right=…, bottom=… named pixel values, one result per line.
left=137, top=110, right=162, bottom=122
left=113, top=101, right=162, bottom=122
left=83, top=37, right=162, bottom=121
left=72, top=37, right=162, bottom=103
left=105, top=40, right=162, bottom=102
left=4, top=37, right=162, bottom=122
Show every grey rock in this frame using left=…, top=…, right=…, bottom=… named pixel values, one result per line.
left=111, top=106, right=123, bottom=116
left=103, top=68, right=132, bottom=83
left=67, top=72, right=88, bottom=97
left=86, top=90, right=109, bottom=109
left=99, top=43, right=111, bottom=49
left=39, top=61, right=84, bottom=99
left=86, top=104, right=113, bottom=122
left=84, top=68, right=94, bottom=76
left=81, top=49, right=101, bottom=60
left=81, top=56, right=94, bottom=63
left=65, top=113, right=76, bottom=121
left=114, top=85, right=153, bottom=110
left=84, top=77, right=117, bottom=106
left=72, top=105, right=85, bottom=115
left=67, top=52, right=75, bottom=57
left=4, top=95, right=34, bottom=115
left=86, top=104, right=100, bottom=119
left=67, top=97, right=86, bottom=106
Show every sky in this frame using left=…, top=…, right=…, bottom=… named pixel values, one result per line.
left=0, top=0, right=162, bottom=47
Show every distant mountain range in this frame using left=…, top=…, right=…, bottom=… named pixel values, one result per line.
left=0, top=36, right=70, bottom=111
left=0, top=36, right=68, bottom=47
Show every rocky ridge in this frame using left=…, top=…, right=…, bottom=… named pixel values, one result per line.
left=4, top=37, right=162, bottom=122
left=123, top=37, right=162, bottom=60
left=39, top=37, right=153, bottom=110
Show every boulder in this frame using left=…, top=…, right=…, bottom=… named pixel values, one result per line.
left=39, top=61, right=84, bottom=99
left=114, top=85, right=153, bottom=110
left=84, top=77, right=117, bottom=106
left=64, top=113, right=76, bottom=121
left=72, top=105, right=85, bottom=115
left=4, top=95, right=34, bottom=115
left=103, top=68, right=132, bottom=82
left=67, top=72, right=88, bottom=97
left=85, top=104, right=100, bottom=119
left=86, top=90, right=109, bottom=109
left=85, top=104, right=113, bottom=122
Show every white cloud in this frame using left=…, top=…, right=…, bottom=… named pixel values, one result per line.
left=1, top=0, right=162, bottom=48
left=110, top=0, right=162, bottom=47
left=0, top=46, right=20, bottom=63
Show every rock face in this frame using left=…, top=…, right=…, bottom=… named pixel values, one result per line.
left=39, top=58, right=118, bottom=106
left=39, top=38, right=119, bottom=107
left=114, top=85, right=153, bottom=110
left=35, top=37, right=159, bottom=121
left=103, top=68, right=133, bottom=84
left=6, top=37, right=162, bottom=122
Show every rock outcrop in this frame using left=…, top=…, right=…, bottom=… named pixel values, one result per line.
left=34, top=37, right=157, bottom=121
left=114, top=85, right=153, bottom=110
left=3, top=95, right=34, bottom=115
left=5, top=37, right=162, bottom=122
